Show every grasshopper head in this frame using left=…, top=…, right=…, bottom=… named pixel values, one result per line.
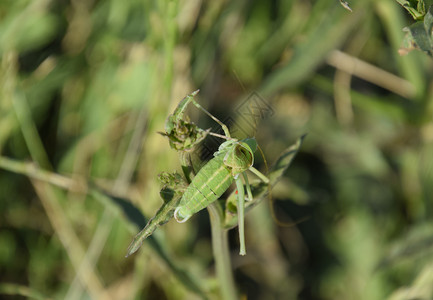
left=224, top=138, right=256, bottom=176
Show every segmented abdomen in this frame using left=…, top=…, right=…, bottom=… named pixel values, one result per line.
left=176, top=155, right=233, bottom=219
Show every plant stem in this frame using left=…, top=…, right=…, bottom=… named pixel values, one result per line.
left=0, top=156, right=85, bottom=191
left=207, top=203, right=238, bottom=300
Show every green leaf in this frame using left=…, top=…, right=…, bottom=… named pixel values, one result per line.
left=400, top=5, right=433, bottom=56
left=395, top=0, right=426, bottom=20
left=125, top=172, right=187, bottom=257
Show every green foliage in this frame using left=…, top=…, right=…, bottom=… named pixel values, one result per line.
left=396, top=0, right=427, bottom=20
left=400, top=4, right=433, bottom=56
left=125, top=171, right=187, bottom=257
left=396, top=0, right=433, bottom=57
left=1, top=0, right=433, bottom=299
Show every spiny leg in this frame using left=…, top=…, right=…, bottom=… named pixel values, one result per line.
left=235, top=177, right=246, bottom=255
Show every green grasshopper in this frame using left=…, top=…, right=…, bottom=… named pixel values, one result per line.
left=126, top=90, right=270, bottom=256
left=171, top=95, right=270, bottom=256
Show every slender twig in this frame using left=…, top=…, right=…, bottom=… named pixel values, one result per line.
left=12, top=92, right=52, bottom=170
left=0, top=156, right=86, bottom=191
left=0, top=282, right=53, bottom=300
left=327, top=50, right=416, bottom=99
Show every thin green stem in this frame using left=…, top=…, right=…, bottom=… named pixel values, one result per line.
left=12, top=92, right=52, bottom=170
left=207, top=203, right=238, bottom=300
left=0, top=156, right=84, bottom=191
left=0, top=283, right=51, bottom=300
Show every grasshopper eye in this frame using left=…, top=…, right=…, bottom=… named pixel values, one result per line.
left=237, top=146, right=253, bottom=166
left=237, top=143, right=254, bottom=167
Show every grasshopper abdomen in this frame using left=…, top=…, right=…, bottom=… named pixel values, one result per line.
left=174, top=155, right=233, bottom=222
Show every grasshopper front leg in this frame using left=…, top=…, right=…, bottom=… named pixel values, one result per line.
left=235, top=171, right=267, bottom=256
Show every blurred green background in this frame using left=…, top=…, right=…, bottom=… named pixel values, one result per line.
left=1, top=0, right=433, bottom=299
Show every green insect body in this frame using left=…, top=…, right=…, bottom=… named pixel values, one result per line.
left=174, top=139, right=256, bottom=223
